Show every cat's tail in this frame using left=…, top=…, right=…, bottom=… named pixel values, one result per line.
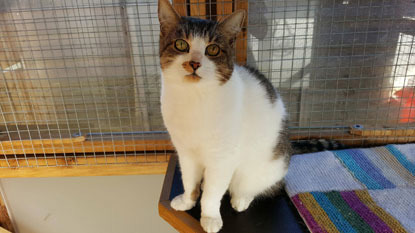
left=291, top=139, right=347, bottom=155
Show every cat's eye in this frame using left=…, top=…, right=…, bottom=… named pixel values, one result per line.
left=174, top=39, right=189, bottom=52
left=205, top=44, right=220, bottom=56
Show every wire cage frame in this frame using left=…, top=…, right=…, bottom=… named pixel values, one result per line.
left=0, top=0, right=415, bottom=172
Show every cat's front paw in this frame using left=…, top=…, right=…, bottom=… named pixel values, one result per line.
left=200, top=216, right=223, bottom=233
left=171, top=194, right=196, bottom=211
left=231, top=196, right=253, bottom=212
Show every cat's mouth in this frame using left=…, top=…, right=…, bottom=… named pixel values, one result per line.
left=184, top=72, right=201, bottom=81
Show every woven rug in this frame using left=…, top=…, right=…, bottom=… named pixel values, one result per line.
left=285, top=144, right=415, bottom=233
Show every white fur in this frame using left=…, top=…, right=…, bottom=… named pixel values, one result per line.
left=161, top=37, right=288, bottom=233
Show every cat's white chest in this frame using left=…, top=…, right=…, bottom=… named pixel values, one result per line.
left=161, top=85, right=213, bottom=145
left=160, top=77, right=243, bottom=150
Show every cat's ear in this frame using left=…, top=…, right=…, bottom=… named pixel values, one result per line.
left=218, top=10, right=246, bottom=40
left=158, top=0, right=181, bottom=36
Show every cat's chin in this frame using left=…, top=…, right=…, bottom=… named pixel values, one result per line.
left=184, top=73, right=202, bottom=82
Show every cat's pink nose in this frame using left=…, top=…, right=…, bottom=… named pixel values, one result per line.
left=189, top=61, right=201, bottom=71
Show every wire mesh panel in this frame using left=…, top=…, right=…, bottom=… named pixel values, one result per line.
left=0, top=0, right=171, bottom=169
left=0, top=0, right=414, bottom=169
left=244, top=0, right=415, bottom=144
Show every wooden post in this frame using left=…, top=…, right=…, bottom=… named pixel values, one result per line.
left=173, top=0, right=206, bottom=18
left=216, top=0, right=233, bottom=21
left=235, top=0, right=248, bottom=65
left=172, top=0, right=188, bottom=17
left=189, top=0, right=206, bottom=18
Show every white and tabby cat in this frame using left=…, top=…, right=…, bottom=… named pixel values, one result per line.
left=158, top=0, right=291, bottom=232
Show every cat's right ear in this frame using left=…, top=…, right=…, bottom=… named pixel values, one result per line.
left=158, top=0, right=181, bottom=36
left=218, top=10, right=246, bottom=41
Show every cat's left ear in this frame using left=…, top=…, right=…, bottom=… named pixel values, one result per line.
left=218, top=10, right=246, bottom=42
left=158, top=0, right=181, bottom=36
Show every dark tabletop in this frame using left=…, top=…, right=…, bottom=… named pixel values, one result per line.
left=170, top=164, right=309, bottom=233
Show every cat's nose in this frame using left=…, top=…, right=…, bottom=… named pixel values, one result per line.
left=189, top=61, right=201, bottom=71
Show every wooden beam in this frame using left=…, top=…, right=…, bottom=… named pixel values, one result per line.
left=0, top=138, right=174, bottom=155
left=3, top=129, right=415, bottom=156
left=0, top=163, right=168, bottom=178
left=159, top=202, right=204, bottom=233
left=1, top=128, right=414, bottom=178
left=1, top=153, right=170, bottom=167
left=350, top=128, right=415, bottom=137
left=0, top=154, right=171, bottom=178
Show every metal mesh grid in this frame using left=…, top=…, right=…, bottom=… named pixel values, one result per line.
left=0, top=0, right=415, bottom=168
left=250, top=0, right=415, bottom=143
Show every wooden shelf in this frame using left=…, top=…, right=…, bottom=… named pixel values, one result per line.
left=159, top=156, right=307, bottom=233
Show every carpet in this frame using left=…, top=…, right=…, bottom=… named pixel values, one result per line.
left=285, top=144, right=415, bottom=233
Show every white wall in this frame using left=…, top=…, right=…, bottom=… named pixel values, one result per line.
left=0, top=175, right=176, bottom=233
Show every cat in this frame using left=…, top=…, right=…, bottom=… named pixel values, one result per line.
left=158, top=0, right=291, bottom=232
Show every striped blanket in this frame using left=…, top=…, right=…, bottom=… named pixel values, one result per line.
left=285, top=144, right=415, bottom=233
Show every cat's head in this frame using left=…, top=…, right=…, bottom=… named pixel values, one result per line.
left=158, top=0, right=245, bottom=84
